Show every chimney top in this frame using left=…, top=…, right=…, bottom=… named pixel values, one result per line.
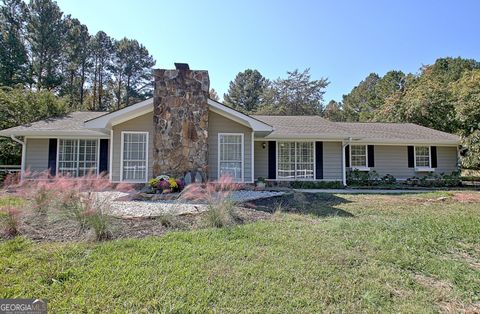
left=174, top=63, right=190, bottom=70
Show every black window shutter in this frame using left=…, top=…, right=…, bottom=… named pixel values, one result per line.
left=268, top=141, right=276, bottom=179
left=367, top=145, right=375, bottom=167
left=48, top=138, right=57, bottom=176
left=99, top=139, right=109, bottom=174
left=315, top=141, right=323, bottom=179
left=345, top=145, right=350, bottom=167
left=431, top=146, right=437, bottom=168
left=407, top=146, right=414, bottom=168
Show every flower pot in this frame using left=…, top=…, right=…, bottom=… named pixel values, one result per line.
left=256, top=182, right=266, bottom=189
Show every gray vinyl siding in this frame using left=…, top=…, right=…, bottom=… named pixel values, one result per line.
left=208, top=111, right=252, bottom=182
left=369, top=145, right=458, bottom=179
left=111, top=112, right=154, bottom=182
left=25, top=138, right=49, bottom=173
left=323, top=142, right=343, bottom=180
left=253, top=141, right=268, bottom=179
left=436, top=146, right=458, bottom=174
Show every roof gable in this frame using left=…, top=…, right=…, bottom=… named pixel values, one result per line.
left=84, top=98, right=273, bottom=132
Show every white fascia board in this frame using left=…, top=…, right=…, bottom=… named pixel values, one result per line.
left=84, top=98, right=153, bottom=129
left=207, top=99, right=273, bottom=132
left=0, top=130, right=109, bottom=138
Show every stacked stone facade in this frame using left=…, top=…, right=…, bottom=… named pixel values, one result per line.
left=152, top=68, right=209, bottom=179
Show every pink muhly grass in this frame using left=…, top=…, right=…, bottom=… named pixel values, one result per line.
left=179, top=175, right=242, bottom=228
left=0, top=206, right=21, bottom=237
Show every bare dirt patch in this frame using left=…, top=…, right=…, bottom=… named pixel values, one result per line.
left=454, top=192, right=480, bottom=203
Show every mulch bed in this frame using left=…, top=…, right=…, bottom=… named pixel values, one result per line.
left=4, top=206, right=272, bottom=242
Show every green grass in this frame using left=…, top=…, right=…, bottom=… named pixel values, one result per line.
left=0, top=195, right=24, bottom=208
left=1, top=192, right=480, bottom=312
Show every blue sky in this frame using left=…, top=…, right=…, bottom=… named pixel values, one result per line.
left=56, top=0, right=480, bottom=102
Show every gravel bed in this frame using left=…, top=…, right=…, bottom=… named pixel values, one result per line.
left=95, top=190, right=285, bottom=218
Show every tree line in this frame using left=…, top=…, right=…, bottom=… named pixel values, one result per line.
left=0, top=0, right=155, bottom=164
left=222, top=57, right=480, bottom=169
left=0, top=0, right=155, bottom=111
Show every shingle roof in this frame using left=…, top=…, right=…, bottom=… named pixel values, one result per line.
left=251, top=115, right=349, bottom=138
left=0, top=111, right=107, bottom=137
left=0, top=110, right=460, bottom=145
left=335, top=122, right=460, bottom=143
left=252, top=115, right=460, bottom=144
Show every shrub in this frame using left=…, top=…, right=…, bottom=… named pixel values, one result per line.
left=179, top=175, right=242, bottom=228
left=381, top=174, right=396, bottom=185
left=347, top=170, right=380, bottom=186
left=0, top=206, right=21, bottom=238
left=290, top=181, right=342, bottom=189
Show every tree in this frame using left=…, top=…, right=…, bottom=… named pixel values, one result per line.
left=209, top=88, right=219, bottom=101
left=341, top=73, right=380, bottom=121
left=88, top=31, right=114, bottom=110
left=461, top=130, right=480, bottom=169
left=224, top=69, right=268, bottom=113
left=26, top=0, right=65, bottom=90
left=258, top=68, right=329, bottom=115
left=452, top=69, right=480, bottom=135
left=0, top=0, right=28, bottom=86
left=0, top=86, right=66, bottom=163
left=322, top=100, right=345, bottom=121
left=112, top=38, right=155, bottom=109
left=61, top=16, right=90, bottom=108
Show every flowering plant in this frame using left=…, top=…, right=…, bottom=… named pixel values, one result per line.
left=150, top=176, right=185, bottom=193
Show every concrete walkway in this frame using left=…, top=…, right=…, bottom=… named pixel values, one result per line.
left=294, top=189, right=434, bottom=194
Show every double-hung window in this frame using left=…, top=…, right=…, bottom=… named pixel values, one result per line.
left=122, top=132, right=148, bottom=182
left=218, top=133, right=243, bottom=181
left=277, top=142, right=314, bottom=180
left=58, top=139, right=98, bottom=177
left=350, top=145, right=367, bottom=168
left=415, top=146, right=431, bottom=168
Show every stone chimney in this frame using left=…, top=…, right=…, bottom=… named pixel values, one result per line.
left=152, top=64, right=210, bottom=179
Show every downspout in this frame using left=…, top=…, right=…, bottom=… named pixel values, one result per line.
left=10, top=135, right=26, bottom=181
left=342, top=137, right=352, bottom=187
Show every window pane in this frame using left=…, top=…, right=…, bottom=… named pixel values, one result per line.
left=351, top=145, right=367, bottom=167
left=278, top=142, right=315, bottom=180
left=278, top=142, right=295, bottom=179
left=122, top=133, right=147, bottom=181
left=219, top=134, right=242, bottom=180
left=58, top=139, right=97, bottom=177
left=415, top=146, right=430, bottom=167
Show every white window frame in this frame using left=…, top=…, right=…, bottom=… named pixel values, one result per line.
left=120, top=131, right=149, bottom=183
left=350, top=144, right=370, bottom=171
left=218, top=133, right=244, bottom=182
left=414, top=146, right=434, bottom=172
left=276, top=141, right=316, bottom=181
left=56, top=138, right=99, bottom=177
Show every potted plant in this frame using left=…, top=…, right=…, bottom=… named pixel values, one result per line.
left=256, top=177, right=266, bottom=189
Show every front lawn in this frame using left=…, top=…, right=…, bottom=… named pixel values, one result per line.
left=1, top=192, right=480, bottom=312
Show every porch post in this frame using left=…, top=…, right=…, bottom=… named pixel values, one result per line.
left=251, top=131, right=254, bottom=183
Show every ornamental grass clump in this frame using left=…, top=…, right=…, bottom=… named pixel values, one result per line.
left=179, top=175, right=242, bottom=228
left=8, top=171, right=121, bottom=241
left=0, top=206, right=21, bottom=238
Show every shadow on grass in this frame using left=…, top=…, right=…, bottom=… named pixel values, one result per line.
left=247, top=192, right=353, bottom=218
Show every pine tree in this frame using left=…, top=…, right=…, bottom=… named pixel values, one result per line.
left=258, top=69, right=328, bottom=115
left=26, top=0, right=65, bottom=90
left=0, top=0, right=28, bottom=86
left=89, top=31, right=114, bottom=110
left=224, top=69, right=268, bottom=113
